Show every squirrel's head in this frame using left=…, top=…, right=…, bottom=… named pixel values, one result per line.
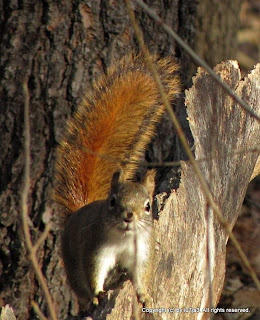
left=105, top=169, right=156, bottom=234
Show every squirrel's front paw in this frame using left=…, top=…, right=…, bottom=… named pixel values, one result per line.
left=92, top=290, right=107, bottom=305
left=136, top=289, right=153, bottom=308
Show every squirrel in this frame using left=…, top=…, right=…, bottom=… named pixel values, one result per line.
left=53, top=53, right=180, bottom=310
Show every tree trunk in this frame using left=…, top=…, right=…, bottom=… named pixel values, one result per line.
left=2, top=1, right=257, bottom=320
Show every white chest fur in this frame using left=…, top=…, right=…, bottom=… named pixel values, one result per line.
left=93, top=227, right=150, bottom=294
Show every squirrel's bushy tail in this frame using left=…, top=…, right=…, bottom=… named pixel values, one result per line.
left=54, top=54, right=180, bottom=213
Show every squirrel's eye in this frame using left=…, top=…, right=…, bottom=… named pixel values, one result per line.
left=109, top=195, right=117, bottom=209
left=144, top=200, right=151, bottom=214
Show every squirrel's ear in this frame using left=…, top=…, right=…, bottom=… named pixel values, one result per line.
left=110, top=167, right=125, bottom=189
left=142, top=169, right=156, bottom=198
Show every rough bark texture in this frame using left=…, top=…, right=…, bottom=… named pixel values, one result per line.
left=159, top=61, right=259, bottom=320
left=187, top=0, right=241, bottom=83
left=2, top=1, right=257, bottom=320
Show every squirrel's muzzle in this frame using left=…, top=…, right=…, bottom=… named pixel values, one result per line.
left=123, top=211, right=134, bottom=223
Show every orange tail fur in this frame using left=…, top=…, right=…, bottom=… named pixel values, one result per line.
left=54, top=54, right=180, bottom=213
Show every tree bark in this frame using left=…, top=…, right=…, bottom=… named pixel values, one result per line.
left=2, top=1, right=257, bottom=320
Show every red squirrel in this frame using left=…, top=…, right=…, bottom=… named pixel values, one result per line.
left=53, top=53, right=180, bottom=310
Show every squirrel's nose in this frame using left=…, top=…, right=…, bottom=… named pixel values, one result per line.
left=123, top=211, right=133, bottom=223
